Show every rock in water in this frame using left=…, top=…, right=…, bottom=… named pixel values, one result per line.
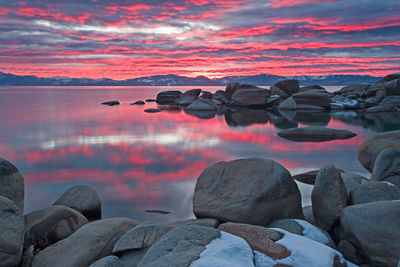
left=25, top=205, right=89, bottom=249
left=358, top=130, right=400, bottom=172
left=0, top=157, right=24, bottom=212
left=137, top=225, right=254, bottom=267
left=101, top=100, right=119, bottom=106
left=53, top=185, right=101, bottom=221
left=274, top=79, right=300, bottom=96
left=349, top=181, right=400, bottom=205
left=185, top=98, right=217, bottom=111
left=0, top=196, right=24, bottom=267
left=32, top=218, right=139, bottom=267
left=231, top=89, right=270, bottom=107
left=312, top=165, right=347, bottom=231
left=130, top=100, right=145, bottom=105
left=338, top=201, right=400, bottom=266
left=144, top=108, right=162, bottom=113
left=193, top=158, right=303, bottom=226
left=371, top=148, right=400, bottom=187
left=277, top=127, right=357, bottom=142
left=156, top=91, right=182, bottom=104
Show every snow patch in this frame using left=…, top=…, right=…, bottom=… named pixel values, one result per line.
left=294, top=219, right=330, bottom=245
left=384, top=181, right=395, bottom=187
left=190, top=231, right=254, bottom=267
left=254, top=228, right=346, bottom=267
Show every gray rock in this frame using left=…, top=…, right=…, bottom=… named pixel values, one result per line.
left=193, top=158, right=303, bottom=226
left=268, top=218, right=335, bottom=248
left=0, top=157, right=24, bottom=212
left=224, top=83, right=260, bottom=100
left=184, top=109, right=216, bottom=119
left=340, top=172, right=369, bottom=194
left=270, top=85, right=289, bottom=98
left=25, top=205, right=89, bottom=249
left=365, top=97, right=379, bottom=107
left=312, top=165, right=347, bottom=231
left=274, top=79, right=300, bottom=96
left=367, top=78, right=400, bottom=99
left=292, top=90, right=331, bottom=109
left=358, top=130, right=400, bottom=172
left=185, top=98, right=217, bottom=111
left=337, top=84, right=370, bottom=95
left=277, top=127, right=356, bottom=142
left=32, top=218, right=139, bottom=267
left=0, top=196, right=24, bottom=267
left=155, top=91, right=182, bottom=104
left=337, top=240, right=361, bottom=265
left=20, top=245, right=34, bottom=267
left=144, top=108, right=162, bottom=113
left=101, top=100, right=119, bottom=106
left=212, top=90, right=226, bottom=103
left=378, top=74, right=400, bottom=83
left=365, top=105, right=394, bottom=113
left=338, top=201, right=400, bottom=266
left=137, top=225, right=221, bottom=267
left=371, top=148, right=400, bottom=187
left=176, top=89, right=201, bottom=105
left=379, top=96, right=400, bottom=107
left=89, top=256, right=123, bottom=267
left=278, top=97, right=297, bottom=110
left=53, top=185, right=101, bottom=221
left=231, top=88, right=270, bottom=107
left=200, top=90, right=213, bottom=99
left=349, top=181, right=400, bottom=205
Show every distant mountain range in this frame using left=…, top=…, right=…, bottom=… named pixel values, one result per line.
left=0, top=72, right=382, bottom=86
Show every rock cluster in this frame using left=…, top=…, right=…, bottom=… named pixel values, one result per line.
left=2, top=129, right=400, bottom=266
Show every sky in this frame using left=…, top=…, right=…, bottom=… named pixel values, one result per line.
left=0, top=0, right=399, bottom=79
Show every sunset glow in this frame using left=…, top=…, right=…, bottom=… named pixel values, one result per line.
left=0, top=0, right=399, bottom=79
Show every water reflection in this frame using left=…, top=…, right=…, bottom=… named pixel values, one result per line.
left=0, top=87, right=399, bottom=223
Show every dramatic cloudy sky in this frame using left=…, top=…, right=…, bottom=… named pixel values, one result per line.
left=0, top=0, right=399, bottom=79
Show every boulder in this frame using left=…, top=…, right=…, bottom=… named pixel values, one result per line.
left=20, top=245, right=34, bottom=267
left=101, top=100, right=119, bottom=106
left=292, top=90, right=331, bottom=109
left=224, top=83, right=261, bottom=100
left=24, top=205, right=89, bottom=250
left=212, top=90, right=226, bottom=103
left=312, top=165, right=347, bottom=231
left=274, top=79, right=300, bottom=96
left=349, top=181, right=400, bottom=205
left=53, top=185, right=101, bottom=221
left=365, top=105, right=394, bottom=112
left=193, top=158, right=303, bottom=226
left=0, top=157, right=24, bottom=212
left=185, top=98, right=217, bottom=111
left=231, top=88, right=270, bottom=107
left=379, top=96, right=400, bottom=107
left=358, top=130, right=400, bottom=172
left=365, top=97, right=379, bottom=107
left=130, top=100, right=145, bottom=105
left=277, top=127, right=356, bottom=142
left=367, top=78, right=400, bottom=99
left=337, top=84, right=370, bottom=95
left=340, top=172, right=369, bottom=194
left=278, top=97, right=297, bottom=110
left=32, top=218, right=139, bottom=267
left=89, top=256, right=123, bottom=267
left=268, top=219, right=335, bottom=248
left=371, top=148, right=400, bottom=187
left=176, top=89, right=201, bottom=105
left=270, top=85, right=289, bottom=98
left=338, top=201, right=400, bottom=266
left=200, top=91, right=213, bottom=99
left=137, top=225, right=254, bottom=267
left=302, top=205, right=315, bottom=225
left=0, top=196, right=24, bottom=267
left=155, top=91, right=182, bottom=104
left=218, top=222, right=290, bottom=259
left=378, top=74, right=400, bottom=83
left=255, top=228, right=347, bottom=267
left=300, top=85, right=327, bottom=93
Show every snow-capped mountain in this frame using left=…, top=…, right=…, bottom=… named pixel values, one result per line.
left=0, top=72, right=381, bottom=86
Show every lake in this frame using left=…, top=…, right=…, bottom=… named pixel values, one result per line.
left=1, top=86, right=399, bottom=223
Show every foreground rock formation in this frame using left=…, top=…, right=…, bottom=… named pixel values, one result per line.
left=2, top=129, right=400, bottom=266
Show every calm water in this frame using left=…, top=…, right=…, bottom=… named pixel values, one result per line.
left=1, top=86, right=399, bottom=223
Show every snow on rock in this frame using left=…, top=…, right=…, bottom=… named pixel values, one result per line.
left=294, top=219, right=330, bottom=245
left=190, top=231, right=255, bottom=267
left=255, top=228, right=347, bottom=267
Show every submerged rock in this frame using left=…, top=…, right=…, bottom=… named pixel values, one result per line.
left=193, top=158, right=303, bottom=226
left=0, top=157, right=24, bottom=212
left=277, top=127, right=356, bottom=142
left=101, top=100, right=120, bottom=106
left=130, top=100, right=145, bottom=105
left=144, top=108, right=162, bottom=113
left=53, top=184, right=101, bottom=221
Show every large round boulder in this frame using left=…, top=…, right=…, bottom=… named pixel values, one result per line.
left=0, top=157, right=24, bottom=212
left=0, top=196, right=24, bottom=267
left=156, top=90, right=182, bottom=104
left=358, top=130, right=400, bottom=172
left=231, top=88, right=270, bottom=107
left=371, top=148, right=400, bottom=187
left=274, top=79, right=300, bottom=96
left=292, top=90, right=331, bottom=109
left=312, top=165, right=347, bottom=231
left=349, top=181, right=400, bottom=205
left=193, top=158, right=303, bottom=226
left=137, top=225, right=254, bottom=267
left=32, top=218, right=139, bottom=267
left=53, top=185, right=101, bottom=221
left=338, top=201, right=400, bottom=266
left=24, top=205, right=89, bottom=250
left=224, top=83, right=260, bottom=100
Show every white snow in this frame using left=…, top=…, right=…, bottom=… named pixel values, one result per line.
left=190, top=231, right=255, bottom=267
left=384, top=181, right=395, bottom=187
left=294, top=219, right=330, bottom=245
left=254, top=228, right=347, bottom=267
